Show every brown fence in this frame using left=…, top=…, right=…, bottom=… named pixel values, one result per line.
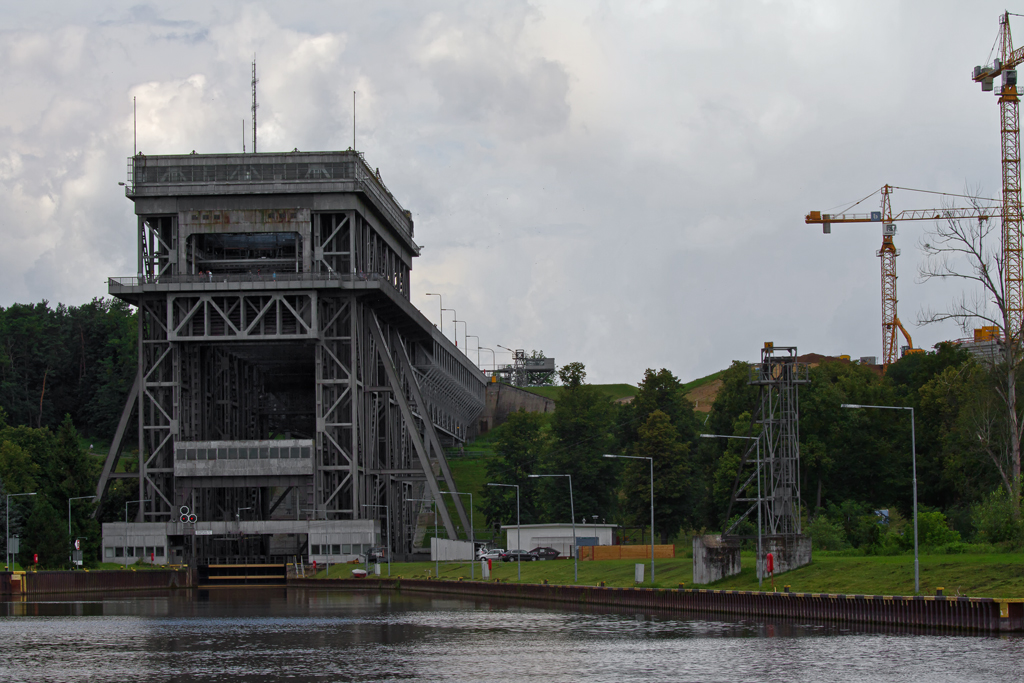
left=580, top=545, right=675, bottom=561
left=2, top=569, right=192, bottom=595
left=287, top=577, right=1024, bottom=633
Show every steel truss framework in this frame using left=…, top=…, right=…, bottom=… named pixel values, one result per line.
left=724, top=345, right=810, bottom=539
left=99, top=152, right=485, bottom=561
left=99, top=290, right=481, bottom=554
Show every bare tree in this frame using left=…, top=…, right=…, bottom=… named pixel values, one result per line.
left=918, top=204, right=1022, bottom=513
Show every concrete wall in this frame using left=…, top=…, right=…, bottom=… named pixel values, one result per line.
left=431, top=538, right=474, bottom=561
left=758, top=535, right=812, bottom=578
left=478, top=382, right=555, bottom=434
left=692, top=535, right=742, bottom=584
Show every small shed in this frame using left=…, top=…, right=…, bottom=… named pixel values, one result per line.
left=500, top=523, right=616, bottom=557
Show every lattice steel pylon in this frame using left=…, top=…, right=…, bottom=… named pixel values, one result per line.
left=974, top=11, right=1024, bottom=337
left=724, top=344, right=810, bottom=539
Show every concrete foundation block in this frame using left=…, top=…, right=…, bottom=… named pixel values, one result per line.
left=757, top=534, right=812, bottom=578
left=692, top=535, right=741, bottom=584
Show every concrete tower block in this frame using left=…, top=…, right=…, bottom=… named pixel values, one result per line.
left=692, top=535, right=741, bottom=584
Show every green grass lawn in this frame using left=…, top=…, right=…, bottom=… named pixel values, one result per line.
left=708, top=551, right=1024, bottom=598
left=314, top=557, right=689, bottom=588
left=312, top=552, right=1024, bottom=598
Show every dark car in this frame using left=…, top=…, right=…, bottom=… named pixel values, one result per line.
left=529, top=547, right=560, bottom=561
left=500, top=549, right=536, bottom=562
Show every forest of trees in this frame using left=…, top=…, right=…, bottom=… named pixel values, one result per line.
left=0, top=299, right=138, bottom=568
left=3, top=295, right=1023, bottom=568
left=482, top=345, right=1024, bottom=553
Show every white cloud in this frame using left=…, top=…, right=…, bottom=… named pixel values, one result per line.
left=0, top=0, right=1007, bottom=384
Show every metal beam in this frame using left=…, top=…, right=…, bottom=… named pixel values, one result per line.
left=368, top=313, right=457, bottom=539
left=394, top=338, right=472, bottom=536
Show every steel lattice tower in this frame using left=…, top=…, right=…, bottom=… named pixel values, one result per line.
left=97, top=151, right=484, bottom=566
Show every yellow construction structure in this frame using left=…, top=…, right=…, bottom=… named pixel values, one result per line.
left=973, top=11, right=1024, bottom=338
left=806, top=186, right=1000, bottom=368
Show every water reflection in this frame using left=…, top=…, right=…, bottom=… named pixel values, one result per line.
left=1, top=589, right=1021, bottom=683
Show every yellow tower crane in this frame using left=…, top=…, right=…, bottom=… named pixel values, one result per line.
left=806, top=185, right=1001, bottom=368
left=973, top=11, right=1024, bottom=337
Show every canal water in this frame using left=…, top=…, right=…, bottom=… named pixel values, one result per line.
left=1, top=589, right=1021, bottom=682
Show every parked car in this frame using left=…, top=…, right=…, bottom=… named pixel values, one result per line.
left=529, top=547, right=560, bottom=561
left=479, top=548, right=504, bottom=560
left=500, top=549, right=536, bottom=562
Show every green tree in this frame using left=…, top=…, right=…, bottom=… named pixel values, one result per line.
left=0, top=440, right=38, bottom=495
left=620, top=410, right=691, bottom=542
left=20, top=496, right=66, bottom=569
left=541, top=362, right=616, bottom=524
left=481, top=410, right=548, bottom=529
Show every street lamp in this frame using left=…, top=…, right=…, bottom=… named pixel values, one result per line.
left=6, top=492, right=36, bottom=568
left=528, top=474, right=576, bottom=583
left=125, top=499, right=152, bottom=567
left=487, top=483, right=521, bottom=581
left=479, top=347, right=496, bottom=373
left=842, top=403, right=920, bottom=594
left=454, top=320, right=468, bottom=354
left=68, top=495, right=97, bottom=566
left=467, top=335, right=481, bottom=367
left=439, top=490, right=474, bottom=578
left=701, top=433, right=763, bottom=588
left=236, top=506, right=252, bottom=522
left=362, top=503, right=391, bottom=576
left=604, top=454, right=654, bottom=584
left=442, top=308, right=456, bottom=344
left=406, top=497, right=439, bottom=577
left=425, top=293, right=443, bottom=335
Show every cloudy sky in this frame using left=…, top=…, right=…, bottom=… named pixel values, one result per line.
left=0, top=1, right=1015, bottom=383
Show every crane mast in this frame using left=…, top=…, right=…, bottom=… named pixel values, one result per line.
left=974, top=11, right=1024, bottom=337
left=878, top=185, right=900, bottom=368
left=806, top=188, right=1003, bottom=368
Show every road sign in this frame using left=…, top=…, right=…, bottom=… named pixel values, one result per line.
left=74, top=539, right=81, bottom=551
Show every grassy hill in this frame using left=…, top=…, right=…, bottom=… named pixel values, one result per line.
left=518, top=383, right=638, bottom=402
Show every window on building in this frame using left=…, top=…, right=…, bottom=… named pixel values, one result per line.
left=156, top=547, right=165, bottom=557
left=331, top=544, right=341, bottom=555
left=105, top=547, right=114, bottom=558
left=342, top=544, right=351, bottom=554
left=310, top=544, right=320, bottom=555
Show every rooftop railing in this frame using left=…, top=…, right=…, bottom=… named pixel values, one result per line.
left=126, top=151, right=413, bottom=236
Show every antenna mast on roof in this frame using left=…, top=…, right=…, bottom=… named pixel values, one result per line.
left=251, top=56, right=259, bottom=154
left=242, top=119, right=246, bottom=153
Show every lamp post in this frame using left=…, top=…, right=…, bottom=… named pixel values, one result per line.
left=125, top=499, right=152, bottom=566
left=842, top=403, right=919, bottom=594
left=604, top=454, right=654, bottom=584
left=701, top=433, right=763, bottom=588
left=236, top=506, right=252, bottom=522
left=487, top=483, right=521, bottom=581
left=439, top=490, right=474, bottom=578
left=406, top=497, right=438, bottom=577
left=425, top=293, right=442, bottom=335
left=528, top=474, right=576, bottom=583
left=361, top=503, right=391, bottom=576
left=68, top=495, right=97, bottom=566
left=467, top=335, right=480, bottom=367
left=442, top=308, right=456, bottom=344
left=454, top=319, right=469, bottom=352
left=6, top=492, right=36, bottom=569
left=479, top=347, right=496, bottom=373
